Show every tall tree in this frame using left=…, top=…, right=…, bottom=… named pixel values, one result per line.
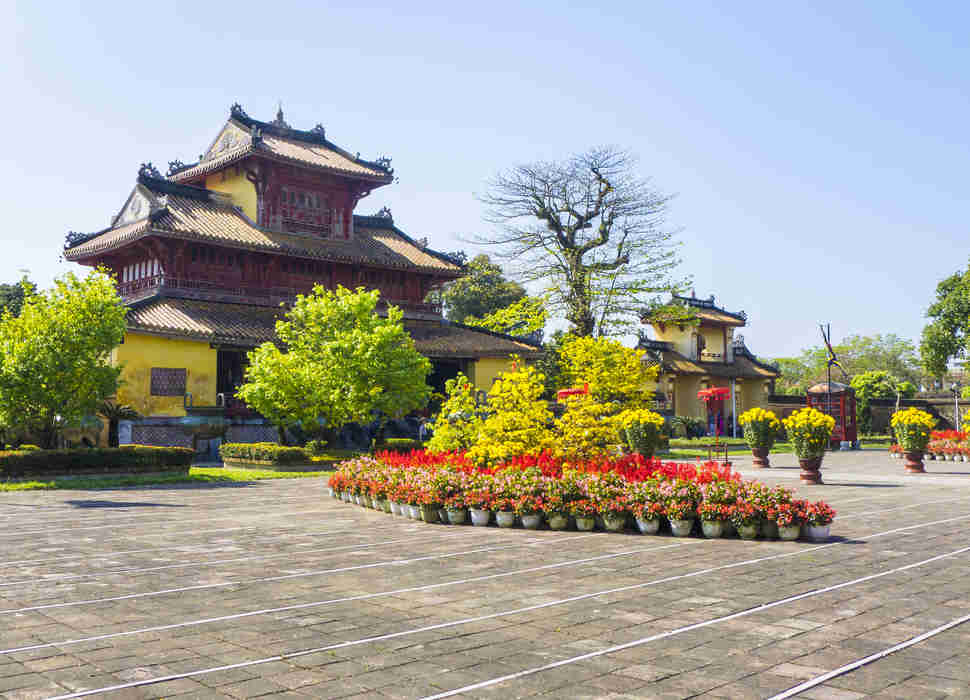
left=920, top=263, right=970, bottom=378
left=0, top=271, right=126, bottom=448
left=477, top=146, right=686, bottom=337
left=237, top=286, right=432, bottom=444
left=0, top=277, right=36, bottom=317
left=437, top=254, right=526, bottom=323
left=464, top=295, right=547, bottom=339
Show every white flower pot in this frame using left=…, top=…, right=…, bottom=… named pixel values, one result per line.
left=635, top=517, right=660, bottom=534
left=437, top=507, right=449, bottom=524
left=670, top=518, right=694, bottom=537
left=327, top=487, right=334, bottom=498
left=603, top=513, right=627, bottom=532
left=390, top=501, right=402, bottom=516
left=446, top=508, right=468, bottom=525
left=470, top=509, right=491, bottom=526
left=546, top=513, right=569, bottom=530
left=575, top=515, right=596, bottom=531
left=701, top=520, right=724, bottom=538
left=778, top=524, right=800, bottom=541
left=496, top=511, right=516, bottom=528
left=806, top=524, right=831, bottom=541
left=407, top=504, right=421, bottom=520
left=342, top=492, right=352, bottom=502
left=521, top=513, right=543, bottom=530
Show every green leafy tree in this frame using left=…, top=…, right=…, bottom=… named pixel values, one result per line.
left=0, top=277, right=36, bottom=317
left=437, top=254, right=526, bottom=323
left=464, top=295, right=547, bottom=338
left=920, top=263, right=970, bottom=378
left=477, top=146, right=687, bottom=337
left=426, top=372, right=483, bottom=453
left=238, top=286, right=432, bottom=445
left=0, top=270, right=126, bottom=448
left=850, top=370, right=913, bottom=435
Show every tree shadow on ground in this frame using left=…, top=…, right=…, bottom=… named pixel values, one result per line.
left=63, top=499, right=188, bottom=508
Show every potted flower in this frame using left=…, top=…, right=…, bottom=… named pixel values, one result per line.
left=599, top=495, right=630, bottom=533
left=665, top=499, right=696, bottom=537
left=775, top=501, right=806, bottom=541
left=569, top=499, right=597, bottom=532
left=738, top=407, right=781, bottom=468
left=782, top=407, right=835, bottom=484
left=890, top=408, right=936, bottom=474
left=621, top=409, right=665, bottom=458
left=633, top=501, right=664, bottom=535
left=514, top=494, right=544, bottom=530
left=697, top=502, right=731, bottom=539
left=731, top=503, right=760, bottom=540
left=464, top=489, right=493, bottom=526
left=493, top=496, right=517, bottom=528
left=444, top=493, right=468, bottom=525
left=805, top=501, right=836, bottom=541
left=542, top=492, right=570, bottom=531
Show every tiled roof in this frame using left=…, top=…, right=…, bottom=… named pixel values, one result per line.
left=168, top=111, right=393, bottom=183
left=654, top=348, right=779, bottom=380
left=64, top=176, right=461, bottom=275
left=125, top=298, right=542, bottom=359
left=644, top=294, right=747, bottom=327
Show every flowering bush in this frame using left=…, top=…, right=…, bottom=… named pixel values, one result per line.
left=666, top=499, right=695, bottom=521
left=569, top=499, right=598, bottom=517
left=775, top=501, right=806, bottom=528
left=621, top=408, right=665, bottom=458
left=697, top=502, right=732, bottom=522
left=426, top=373, right=483, bottom=454
left=633, top=501, right=665, bottom=521
left=806, top=501, right=837, bottom=526
left=554, top=395, right=624, bottom=461
left=731, top=503, right=760, bottom=528
left=891, top=408, right=936, bottom=452
left=783, top=407, right=835, bottom=458
left=738, top=407, right=781, bottom=450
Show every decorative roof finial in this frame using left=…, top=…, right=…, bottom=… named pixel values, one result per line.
left=375, top=206, right=393, bottom=220
left=230, top=102, right=247, bottom=119
left=138, top=162, right=162, bottom=180
left=271, top=101, right=290, bottom=129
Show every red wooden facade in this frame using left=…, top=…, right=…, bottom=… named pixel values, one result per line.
left=806, top=383, right=858, bottom=446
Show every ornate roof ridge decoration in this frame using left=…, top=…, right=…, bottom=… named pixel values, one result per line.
left=226, top=104, right=394, bottom=175
left=672, top=293, right=747, bottom=322
left=731, top=334, right=781, bottom=372
left=137, top=172, right=218, bottom=202
left=64, top=228, right=109, bottom=250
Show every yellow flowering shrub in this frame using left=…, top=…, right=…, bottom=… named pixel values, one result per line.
left=554, top=395, right=624, bottom=461
left=738, top=407, right=781, bottom=450
left=891, top=408, right=936, bottom=452
left=466, top=360, right=555, bottom=466
left=782, top=407, right=835, bottom=459
left=558, top=336, right=657, bottom=406
left=426, top=372, right=483, bottom=454
left=618, top=408, right=665, bottom=458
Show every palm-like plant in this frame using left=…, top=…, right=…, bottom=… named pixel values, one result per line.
left=98, top=400, right=140, bottom=447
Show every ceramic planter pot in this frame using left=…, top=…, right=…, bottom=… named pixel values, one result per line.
left=341, top=492, right=352, bottom=502
left=751, top=447, right=771, bottom=468
left=603, top=513, right=627, bottom=532
left=778, top=524, right=801, bottom=541
left=446, top=508, right=468, bottom=525
left=701, top=520, right=725, bottom=538
left=904, top=450, right=925, bottom=474
left=670, top=518, right=694, bottom=537
left=761, top=521, right=779, bottom=539
left=376, top=499, right=389, bottom=513
left=437, top=507, right=449, bottom=524
left=521, top=513, right=543, bottom=530
left=546, top=512, right=569, bottom=530
left=798, top=455, right=824, bottom=484
left=806, top=524, right=831, bottom=541
left=496, top=511, right=516, bottom=528
left=327, top=487, right=335, bottom=498
left=575, top=515, right=596, bottom=531
left=407, top=504, right=421, bottom=520
left=419, top=504, right=439, bottom=523
left=470, top=508, right=491, bottom=526
left=635, top=517, right=660, bottom=535
left=723, top=520, right=737, bottom=536
left=389, top=501, right=402, bottom=516
left=737, top=523, right=759, bottom=540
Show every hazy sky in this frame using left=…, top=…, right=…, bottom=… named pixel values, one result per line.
left=2, top=1, right=967, bottom=358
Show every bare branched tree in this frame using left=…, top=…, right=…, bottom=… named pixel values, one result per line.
left=475, top=146, right=688, bottom=337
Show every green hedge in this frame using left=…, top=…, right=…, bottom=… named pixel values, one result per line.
left=219, top=442, right=309, bottom=465
left=378, top=438, right=423, bottom=454
left=0, top=446, right=194, bottom=478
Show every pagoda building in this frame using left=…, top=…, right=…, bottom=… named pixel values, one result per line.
left=639, top=293, right=780, bottom=437
left=64, top=104, right=540, bottom=447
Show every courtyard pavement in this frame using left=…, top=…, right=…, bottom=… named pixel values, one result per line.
left=1, top=450, right=969, bottom=699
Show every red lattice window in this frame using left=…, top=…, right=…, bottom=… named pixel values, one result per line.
left=150, top=368, right=187, bottom=396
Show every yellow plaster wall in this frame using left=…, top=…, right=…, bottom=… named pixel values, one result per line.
left=114, top=333, right=217, bottom=417
left=651, top=324, right=692, bottom=357
left=469, top=358, right=515, bottom=391
left=205, top=167, right=258, bottom=221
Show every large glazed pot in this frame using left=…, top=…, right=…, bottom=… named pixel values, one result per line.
left=904, top=451, right=925, bottom=474
left=798, top=455, right=824, bottom=484
left=751, top=447, right=771, bottom=468
left=495, top=511, right=516, bottom=528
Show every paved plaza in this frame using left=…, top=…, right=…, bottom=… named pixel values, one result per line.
left=1, top=451, right=969, bottom=699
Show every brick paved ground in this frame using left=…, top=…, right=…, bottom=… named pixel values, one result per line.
left=1, top=450, right=969, bottom=699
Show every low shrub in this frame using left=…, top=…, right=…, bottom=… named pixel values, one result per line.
left=16, top=444, right=42, bottom=451
left=0, top=446, right=194, bottom=478
left=219, top=442, right=309, bottom=465
left=305, top=439, right=329, bottom=457
left=379, top=438, right=423, bottom=454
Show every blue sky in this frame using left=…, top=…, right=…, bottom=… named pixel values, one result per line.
left=2, top=1, right=967, bottom=358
